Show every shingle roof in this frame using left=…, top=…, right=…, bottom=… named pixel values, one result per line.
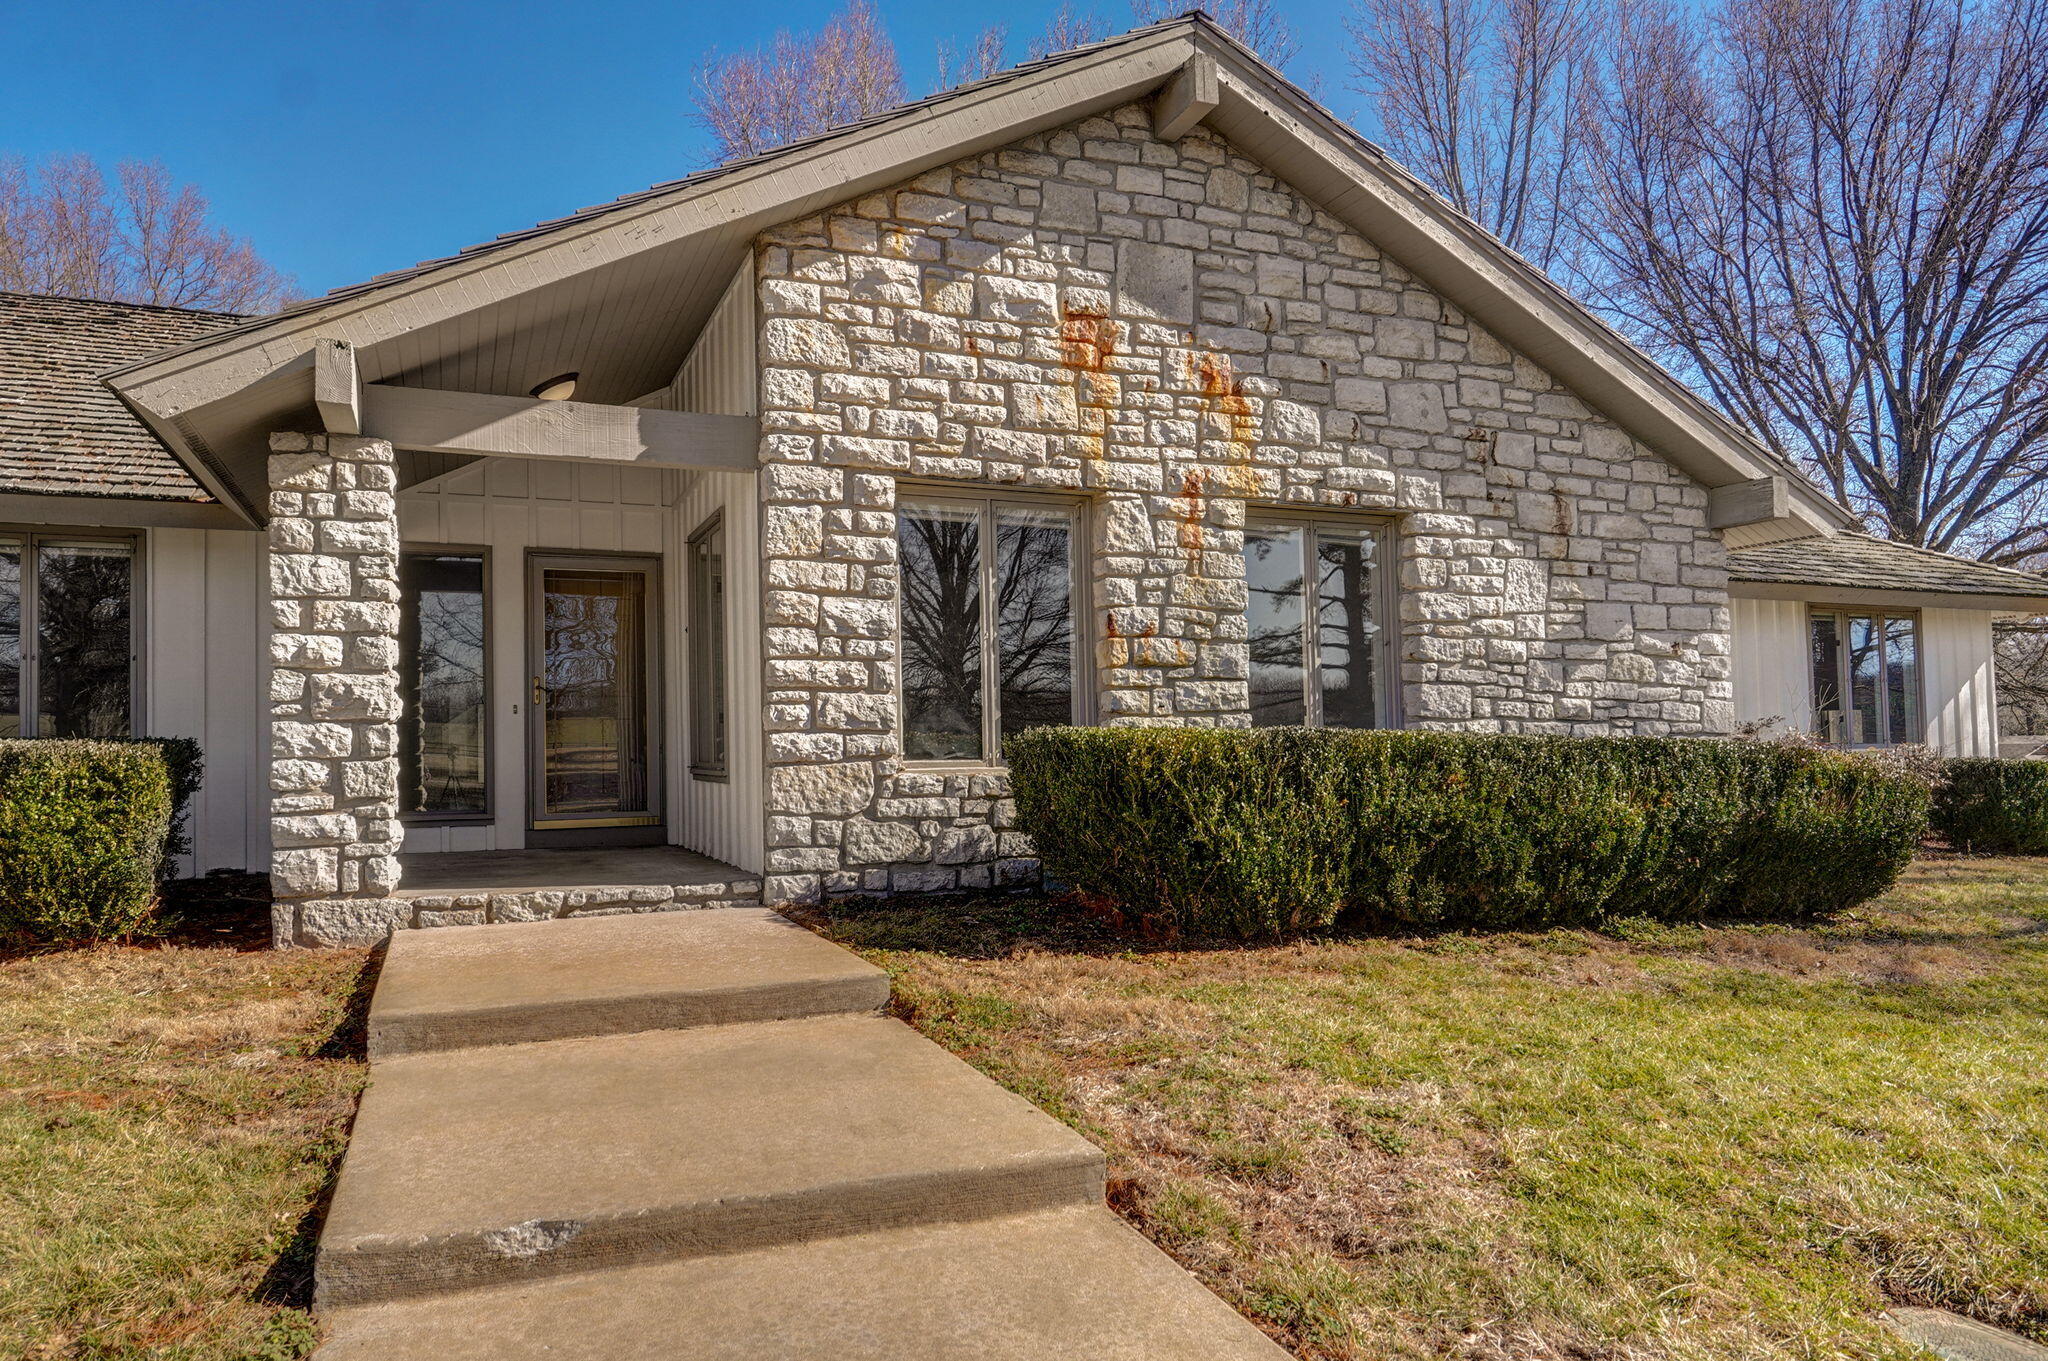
left=0, top=292, right=237, bottom=502
left=1728, top=533, right=2048, bottom=602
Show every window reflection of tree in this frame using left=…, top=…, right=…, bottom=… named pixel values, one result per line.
left=994, top=515, right=1072, bottom=737
left=406, top=563, right=487, bottom=813
left=0, top=543, right=20, bottom=735
left=899, top=509, right=982, bottom=759
left=37, top=547, right=130, bottom=738
left=1244, top=531, right=1306, bottom=725
left=1317, top=534, right=1378, bottom=728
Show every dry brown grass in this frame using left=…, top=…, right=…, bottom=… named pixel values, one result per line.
left=0, top=928, right=370, bottom=1361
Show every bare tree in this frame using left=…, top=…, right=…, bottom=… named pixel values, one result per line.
left=0, top=153, right=292, bottom=312
left=693, top=0, right=906, bottom=164
left=1346, top=0, right=1599, bottom=271
left=937, top=24, right=1009, bottom=88
left=1029, top=3, right=1111, bottom=60
left=1131, top=0, right=1301, bottom=67
left=1579, top=0, right=2048, bottom=565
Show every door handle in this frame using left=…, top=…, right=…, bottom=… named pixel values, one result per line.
left=531, top=674, right=547, bottom=706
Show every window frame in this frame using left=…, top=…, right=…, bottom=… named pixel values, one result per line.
left=0, top=525, right=143, bottom=740
left=1807, top=604, right=1925, bottom=747
left=396, top=544, right=494, bottom=826
left=894, top=486, right=1092, bottom=768
left=687, top=510, right=730, bottom=783
left=1241, top=509, right=1401, bottom=730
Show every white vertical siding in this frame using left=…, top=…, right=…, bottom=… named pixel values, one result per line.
left=398, top=459, right=679, bottom=853
left=1734, top=594, right=2003, bottom=755
left=667, top=471, right=764, bottom=872
left=652, top=255, right=764, bottom=871
left=145, top=527, right=268, bottom=874
left=1730, top=596, right=1812, bottom=736
left=667, top=262, right=758, bottom=417
left=1923, top=608, right=2000, bottom=757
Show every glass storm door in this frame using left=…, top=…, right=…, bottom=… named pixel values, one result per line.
left=527, top=556, right=661, bottom=844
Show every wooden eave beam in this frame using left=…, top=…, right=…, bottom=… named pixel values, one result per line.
left=1154, top=55, right=1220, bottom=142
left=358, top=384, right=758, bottom=471
left=313, top=339, right=361, bottom=435
left=1706, top=476, right=1789, bottom=530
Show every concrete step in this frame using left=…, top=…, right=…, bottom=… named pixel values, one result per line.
left=316, top=1014, right=1106, bottom=1308
left=366, top=908, right=889, bottom=1058
left=318, top=1204, right=1291, bottom=1360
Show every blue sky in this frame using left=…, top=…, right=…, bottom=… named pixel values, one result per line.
left=4, top=0, right=1360, bottom=298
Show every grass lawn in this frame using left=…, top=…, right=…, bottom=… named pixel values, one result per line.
left=818, top=855, right=2048, bottom=1361
left=0, top=908, right=369, bottom=1361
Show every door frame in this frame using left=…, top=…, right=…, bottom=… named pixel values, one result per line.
left=523, top=550, right=666, bottom=848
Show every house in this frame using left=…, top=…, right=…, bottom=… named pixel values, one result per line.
left=3, top=17, right=2043, bottom=945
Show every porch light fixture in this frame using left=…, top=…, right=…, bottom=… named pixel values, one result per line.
left=530, top=372, right=578, bottom=401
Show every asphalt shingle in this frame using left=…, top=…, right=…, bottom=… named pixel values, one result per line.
left=0, top=291, right=237, bottom=502
left=1728, top=533, right=2048, bottom=601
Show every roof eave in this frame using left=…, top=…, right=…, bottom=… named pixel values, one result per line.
left=1730, top=578, right=2048, bottom=615
left=103, top=15, right=1843, bottom=534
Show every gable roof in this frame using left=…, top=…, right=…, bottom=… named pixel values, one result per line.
left=104, top=15, right=1850, bottom=536
left=1729, top=534, right=2048, bottom=612
left=0, top=292, right=236, bottom=503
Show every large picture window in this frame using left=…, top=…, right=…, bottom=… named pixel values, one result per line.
left=0, top=532, right=136, bottom=739
left=1810, top=608, right=1920, bottom=745
left=1242, top=515, right=1393, bottom=729
left=689, top=513, right=728, bottom=780
left=398, top=551, right=488, bottom=817
left=898, top=494, right=1081, bottom=762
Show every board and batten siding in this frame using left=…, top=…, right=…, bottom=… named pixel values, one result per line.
left=1731, top=594, right=2001, bottom=755
left=146, top=527, right=269, bottom=874
left=1922, top=608, right=2000, bottom=758
left=655, top=256, right=764, bottom=872
left=397, top=459, right=680, bottom=853
left=665, top=472, right=764, bottom=872
left=1730, top=597, right=1813, bottom=736
left=667, top=262, right=757, bottom=418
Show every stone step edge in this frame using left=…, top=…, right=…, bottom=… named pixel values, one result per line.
left=365, top=970, right=891, bottom=1058
left=314, top=1204, right=1294, bottom=1361
left=315, top=1143, right=1106, bottom=1310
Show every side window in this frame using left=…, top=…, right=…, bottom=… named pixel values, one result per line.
left=1242, top=516, right=1392, bottom=729
left=0, top=532, right=137, bottom=739
left=398, top=551, right=489, bottom=816
left=1810, top=608, right=1919, bottom=744
left=897, top=494, right=1080, bottom=762
left=689, top=515, right=728, bottom=780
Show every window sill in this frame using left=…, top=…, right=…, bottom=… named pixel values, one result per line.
left=690, top=767, right=730, bottom=784
left=400, top=812, right=494, bottom=827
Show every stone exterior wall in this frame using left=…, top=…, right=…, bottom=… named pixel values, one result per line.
left=750, top=105, right=1733, bottom=904
left=266, top=432, right=407, bottom=946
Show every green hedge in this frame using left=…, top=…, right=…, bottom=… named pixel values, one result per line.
left=135, top=735, right=204, bottom=876
left=1006, top=728, right=1932, bottom=939
left=0, top=739, right=173, bottom=944
left=1931, top=758, right=2048, bottom=854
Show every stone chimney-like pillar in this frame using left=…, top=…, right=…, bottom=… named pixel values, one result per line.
left=266, top=432, right=406, bottom=946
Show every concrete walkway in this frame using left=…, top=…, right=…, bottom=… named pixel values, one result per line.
left=315, top=909, right=1289, bottom=1359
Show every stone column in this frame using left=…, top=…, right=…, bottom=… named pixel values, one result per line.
left=266, top=432, right=406, bottom=946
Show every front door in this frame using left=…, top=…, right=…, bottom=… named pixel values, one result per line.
left=526, top=555, right=663, bottom=846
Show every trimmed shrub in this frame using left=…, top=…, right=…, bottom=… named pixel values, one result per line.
left=0, top=739, right=173, bottom=943
left=1006, top=728, right=1931, bottom=940
left=1931, top=758, right=2048, bottom=853
left=134, top=735, right=204, bottom=876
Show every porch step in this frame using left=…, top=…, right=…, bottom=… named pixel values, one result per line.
left=315, top=1014, right=1106, bottom=1308
left=318, top=1204, right=1291, bottom=1360
left=367, top=909, right=889, bottom=1058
